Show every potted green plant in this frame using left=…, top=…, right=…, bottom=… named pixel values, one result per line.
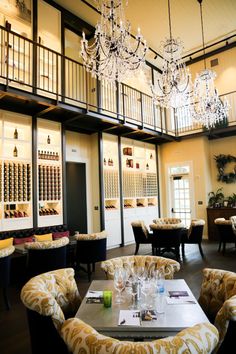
left=208, top=188, right=224, bottom=208
left=228, top=193, right=236, bottom=208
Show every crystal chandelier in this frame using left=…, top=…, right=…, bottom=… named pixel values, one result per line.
left=192, top=0, right=230, bottom=129
left=80, top=0, right=147, bottom=83
left=151, top=0, right=191, bottom=109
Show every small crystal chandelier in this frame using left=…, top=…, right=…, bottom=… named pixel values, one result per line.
left=80, top=0, right=147, bottom=83
left=192, top=0, right=230, bottom=129
left=151, top=0, right=191, bottom=109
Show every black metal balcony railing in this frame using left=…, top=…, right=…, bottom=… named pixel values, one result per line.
left=0, top=25, right=235, bottom=136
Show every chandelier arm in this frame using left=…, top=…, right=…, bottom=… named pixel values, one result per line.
left=198, top=0, right=207, bottom=70
left=168, top=0, right=173, bottom=41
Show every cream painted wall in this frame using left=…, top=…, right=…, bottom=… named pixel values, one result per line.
left=160, top=135, right=236, bottom=238
left=189, top=47, right=236, bottom=95
left=65, top=131, right=100, bottom=233
left=159, top=136, right=211, bottom=237
left=209, top=136, right=236, bottom=198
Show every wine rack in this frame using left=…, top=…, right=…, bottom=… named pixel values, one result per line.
left=104, top=170, right=119, bottom=199
left=0, top=112, right=33, bottom=230
left=3, top=161, right=31, bottom=202
left=38, top=165, right=61, bottom=201
left=37, top=119, right=63, bottom=227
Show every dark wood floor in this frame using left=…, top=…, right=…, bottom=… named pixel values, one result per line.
left=0, top=240, right=236, bottom=354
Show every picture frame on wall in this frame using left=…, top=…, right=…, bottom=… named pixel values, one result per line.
left=0, top=0, right=31, bottom=23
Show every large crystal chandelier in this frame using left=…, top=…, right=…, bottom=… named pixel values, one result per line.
left=80, top=0, right=147, bottom=83
left=192, top=0, right=230, bottom=129
left=151, top=0, right=191, bottom=109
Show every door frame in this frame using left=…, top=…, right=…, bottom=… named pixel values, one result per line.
left=165, top=161, right=195, bottom=221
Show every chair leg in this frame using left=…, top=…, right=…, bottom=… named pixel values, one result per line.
left=87, top=263, right=92, bottom=282
left=92, top=263, right=95, bottom=272
left=223, top=243, right=226, bottom=255
left=175, top=246, right=180, bottom=261
left=181, top=243, right=185, bottom=258
left=151, top=245, right=154, bottom=255
left=3, top=287, right=10, bottom=311
left=198, top=243, right=204, bottom=257
left=134, top=243, right=140, bottom=255
left=218, top=242, right=221, bottom=252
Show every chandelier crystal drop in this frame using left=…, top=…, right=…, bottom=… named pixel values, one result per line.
left=192, top=0, right=230, bottom=128
left=151, top=0, right=191, bottom=109
left=80, top=0, right=147, bottom=83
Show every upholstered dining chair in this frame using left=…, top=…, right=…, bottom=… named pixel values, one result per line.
left=25, top=237, right=69, bottom=278
left=101, top=255, right=180, bottom=280
left=61, top=318, right=218, bottom=354
left=198, top=268, right=236, bottom=353
left=230, top=215, right=236, bottom=236
left=214, top=218, right=236, bottom=254
left=131, top=220, right=154, bottom=255
left=75, top=230, right=107, bottom=281
left=153, top=217, right=182, bottom=225
left=150, top=222, right=184, bottom=260
left=181, top=219, right=205, bottom=257
left=0, top=244, right=15, bottom=310
left=20, top=268, right=81, bottom=354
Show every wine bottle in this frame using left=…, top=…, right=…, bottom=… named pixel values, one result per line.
left=13, top=146, right=18, bottom=157
left=14, top=128, right=18, bottom=139
left=47, top=135, right=51, bottom=144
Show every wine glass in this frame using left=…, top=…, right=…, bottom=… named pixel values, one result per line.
left=129, top=275, right=139, bottom=309
left=113, top=268, right=126, bottom=304
left=141, top=280, right=152, bottom=309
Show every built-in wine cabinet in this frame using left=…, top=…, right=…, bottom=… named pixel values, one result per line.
left=37, top=119, right=63, bottom=227
left=0, top=111, right=33, bottom=231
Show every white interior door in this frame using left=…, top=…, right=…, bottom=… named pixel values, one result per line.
left=167, top=163, right=194, bottom=227
left=170, top=175, right=191, bottom=226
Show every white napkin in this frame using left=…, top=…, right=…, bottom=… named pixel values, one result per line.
left=166, top=296, right=196, bottom=305
left=86, top=291, right=103, bottom=298
left=118, top=310, right=141, bottom=326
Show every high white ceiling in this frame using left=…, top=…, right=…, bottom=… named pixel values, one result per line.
left=55, top=0, right=236, bottom=67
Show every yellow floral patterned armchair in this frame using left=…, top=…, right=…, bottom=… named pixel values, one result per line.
left=61, top=318, right=219, bottom=354
left=198, top=268, right=236, bottom=353
left=21, top=268, right=81, bottom=354
left=101, top=255, right=180, bottom=280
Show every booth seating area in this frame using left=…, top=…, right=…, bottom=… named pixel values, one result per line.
left=20, top=268, right=81, bottom=354
left=214, top=217, right=236, bottom=254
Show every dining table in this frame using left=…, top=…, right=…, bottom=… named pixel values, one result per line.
left=76, top=278, right=209, bottom=340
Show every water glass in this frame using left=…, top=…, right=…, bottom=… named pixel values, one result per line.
left=103, top=291, right=112, bottom=308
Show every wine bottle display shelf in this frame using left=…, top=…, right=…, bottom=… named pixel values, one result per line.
left=4, top=205, right=29, bottom=219
left=104, top=170, right=119, bottom=199
left=38, top=165, right=61, bottom=201
left=38, top=150, right=60, bottom=161
left=39, top=208, right=59, bottom=216
left=3, top=161, right=31, bottom=202
left=122, top=171, right=158, bottom=198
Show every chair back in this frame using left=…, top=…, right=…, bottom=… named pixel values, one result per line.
left=131, top=220, right=149, bottom=243
left=61, top=318, right=219, bottom=354
left=75, top=231, right=107, bottom=265
left=153, top=218, right=182, bottom=225
left=25, top=237, right=69, bottom=278
left=230, top=216, right=236, bottom=236
left=20, top=268, right=81, bottom=354
left=101, top=255, right=180, bottom=280
left=187, top=219, right=205, bottom=242
left=214, top=218, right=235, bottom=242
left=150, top=223, right=183, bottom=247
left=199, top=268, right=236, bottom=352
left=0, top=246, right=15, bottom=288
